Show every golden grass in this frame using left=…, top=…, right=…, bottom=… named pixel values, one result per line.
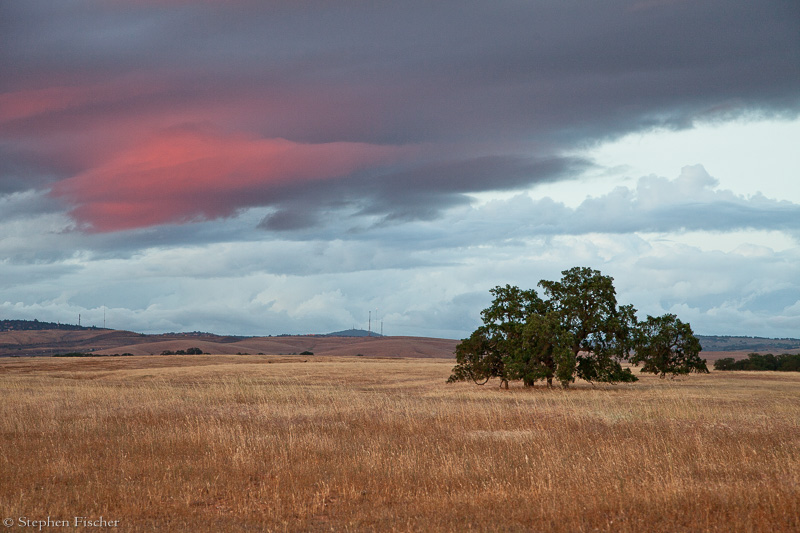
left=0, top=355, right=798, bottom=532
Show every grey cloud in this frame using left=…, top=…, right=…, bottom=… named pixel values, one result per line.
left=367, top=156, right=592, bottom=222
left=256, top=155, right=592, bottom=231
left=343, top=165, right=800, bottom=249
left=2, top=1, right=798, bottom=225
left=259, top=210, right=319, bottom=232
left=0, top=145, right=64, bottom=194
left=746, top=288, right=800, bottom=314
left=4, top=2, right=798, bottom=138
left=0, top=190, right=61, bottom=221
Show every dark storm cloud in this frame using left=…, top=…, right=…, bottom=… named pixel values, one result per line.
left=260, top=209, right=319, bottom=232
left=0, top=146, right=57, bottom=194
left=1, top=0, right=798, bottom=233
left=256, top=153, right=591, bottom=230
left=356, top=154, right=593, bottom=223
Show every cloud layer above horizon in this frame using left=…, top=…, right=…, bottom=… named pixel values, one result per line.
left=1, top=0, right=799, bottom=338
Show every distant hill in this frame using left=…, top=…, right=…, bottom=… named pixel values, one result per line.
left=322, top=329, right=383, bottom=337
left=0, top=319, right=102, bottom=332
left=0, top=328, right=455, bottom=358
left=697, top=335, right=800, bottom=352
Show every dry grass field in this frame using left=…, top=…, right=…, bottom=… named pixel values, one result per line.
left=0, top=354, right=798, bottom=532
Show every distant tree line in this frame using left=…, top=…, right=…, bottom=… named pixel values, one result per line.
left=449, top=267, right=708, bottom=389
left=160, top=347, right=205, bottom=355
left=52, top=347, right=207, bottom=357
left=714, top=353, right=800, bottom=372
left=53, top=352, right=134, bottom=357
left=1, top=319, right=98, bottom=332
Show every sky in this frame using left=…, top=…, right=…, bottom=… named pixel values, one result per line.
left=1, top=0, right=799, bottom=339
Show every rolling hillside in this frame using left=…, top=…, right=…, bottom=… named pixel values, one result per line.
left=1, top=320, right=798, bottom=359
left=0, top=327, right=458, bottom=358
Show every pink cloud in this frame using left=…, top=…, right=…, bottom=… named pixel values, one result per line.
left=0, top=77, right=168, bottom=125
left=0, top=86, right=88, bottom=124
left=51, top=128, right=404, bottom=232
left=0, top=76, right=365, bottom=173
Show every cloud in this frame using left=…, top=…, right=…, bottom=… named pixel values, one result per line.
left=0, top=79, right=166, bottom=125
left=259, top=210, right=319, bottom=232
left=2, top=1, right=798, bottom=235
left=253, top=153, right=592, bottom=231
left=573, top=165, right=800, bottom=234
left=4, top=225, right=797, bottom=338
left=0, top=189, right=59, bottom=222
left=49, top=127, right=405, bottom=232
left=448, top=165, right=800, bottom=240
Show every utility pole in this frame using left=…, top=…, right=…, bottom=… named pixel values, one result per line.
left=368, top=311, right=371, bottom=336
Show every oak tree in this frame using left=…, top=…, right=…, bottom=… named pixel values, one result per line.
left=539, top=267, right=637, bottom=384
left=631, top=314, right=708, bottom=378
left=450, top=267, right=640, bottom=388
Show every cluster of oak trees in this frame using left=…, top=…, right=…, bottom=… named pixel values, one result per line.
left=714, top=352, right=800, bottom=372
left=448, top=267, right=708, bottom=388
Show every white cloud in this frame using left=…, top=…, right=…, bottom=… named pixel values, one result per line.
left=578, top=117, right=800, bottom=201
left=3, top=223, right=798, bottom=338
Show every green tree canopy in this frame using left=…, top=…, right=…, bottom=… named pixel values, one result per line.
left=513, top=311, right=576, bottom=388
left=630, top=314, right=708, bottom=378
left=449, top=267, right=705, bottom=388
left=539, top=267, right=637, bottom=384
left=447, top=285, right=543, bottom=388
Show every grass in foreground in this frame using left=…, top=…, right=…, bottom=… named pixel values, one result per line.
left=0, top=354, right=798, bottom=532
